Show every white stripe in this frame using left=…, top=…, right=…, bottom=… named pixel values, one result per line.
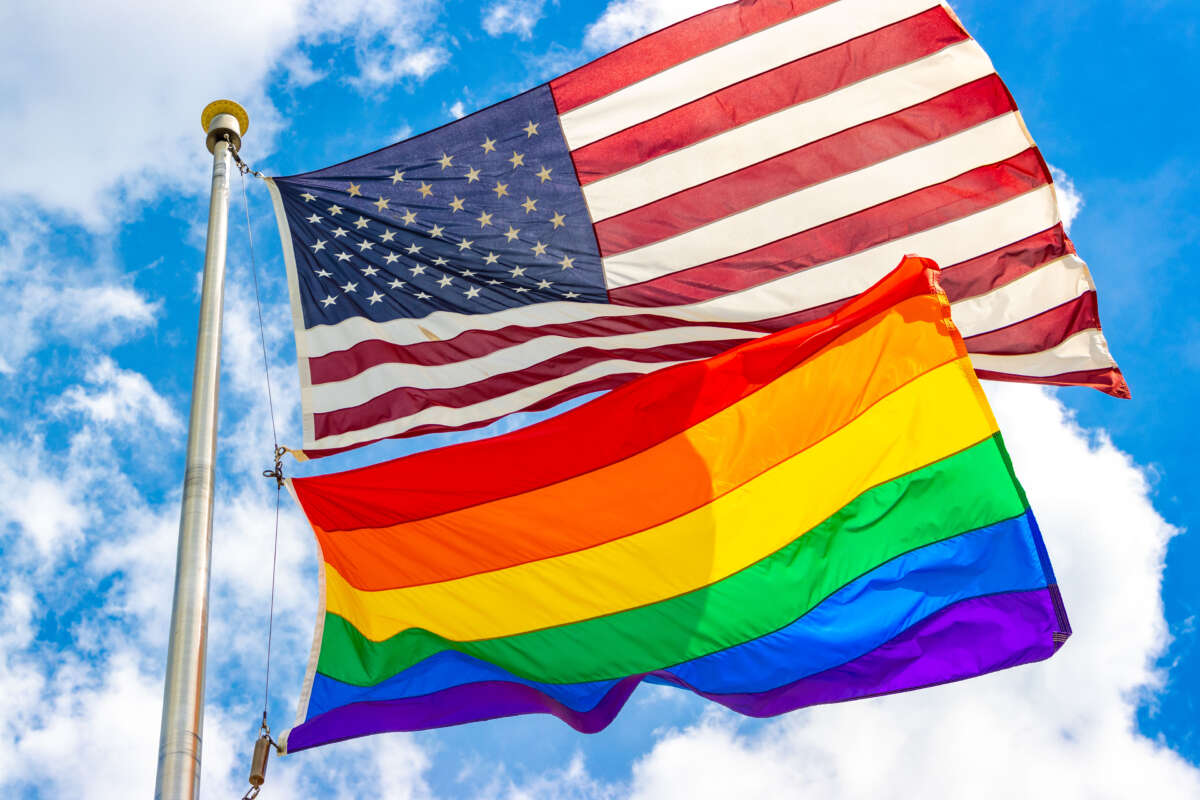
left=309, top=356, right=696, bottom=449
left=302, top=186, right=1061, bottom=359
left=953, top=254, right=1093, bottom=338
left=602, top=113, right=1032, bottom=288
left=582, top=40, right=996, bottom=222
left=559, top=0, right=943, bottom=149
left=969, top=328, right=1116, bottom=377
left=306, top=325, right=757, bottom=413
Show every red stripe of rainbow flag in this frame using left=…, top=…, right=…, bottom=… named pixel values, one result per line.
left=279, top=255, right=1069, bottom=753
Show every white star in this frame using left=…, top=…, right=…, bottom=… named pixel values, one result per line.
left=535, top=165, right=552, bottom=183
left=476, top=210, right=493, bottom=228
left=432, top=256, right=449, bottom=266
left=306, top=213, right=322, bottom=224
left=549, top=211, right=566, bottom=229
left=492, top=180, right=509, bottom=198
left=331, top=226, right=348, bottom=238
left=406, top=243, right=422, bottom=255
left=320, top=295, right=337, bottom=307
left=559, top=254, right=575, bottom=270
left=374, top=196, right=390, bottom=212
left=341, top=281, right=358, bottom=293
left=335, top=252, right=352, bottom=262
left=487, top=279, right=502, bottom=285
left=457, top=238, right=473, bottom=252
left=438, top=152, right=454, bottom=170
left=401, top=209, right=417, bottom=225
left=415, top=291, right=431, bottom=300
left=347, top=183, right=362, bottom=197
left=309, top=239, right=327, bottom=252
left=437, top=275, right=453, bottom=288
left=410, top=264, right=427, bottom=275
left=367, top=291, right=384, bottom=304
left=521, top=196, right=537, bottom=213
left=509, top=151, right=525, bottom=169
left=523, top=120, right=540, bottom=137
left=388, top=278, right=405, bottom=289
left=514, top=286, right=529, bottom=293
left=509, top=265, right=526, bottom=277
left=301, top=192, right=316, bottom=202
left=531, top=241, right=547, bottom=256
left=465, top=166, right=481, bottom=183
left=449, top=196, right=465, bottom=212
left=481, top=136, right=497, bottom=153
left=390, top=170, right=405, bottom=184
left=357, top=240, right=373, bottom=251
left=417, top=182, right=433, bottom=198
left=384, top=252, right=400, bottom=264
left=465, top=286, right=481, bottom=299
left=504, top=225, right=520, bottom=242
left=563, top=290, right=580, bottom=299
left=328, top=204, right=343, bottom=215
left=361, top=266, right=380, bottom=277
left=461, top=269, right=476, bottom=277
left=354, top=216, right=369, bottom=229
left=483, top=251, right=500, bottom=265
left=537, top=279, right=552, bottom=290
left=380, top=229, right=396, bottom=242
left=314, top=268, right=332, bottom=278
left=429, top=224, right=445, bottom=239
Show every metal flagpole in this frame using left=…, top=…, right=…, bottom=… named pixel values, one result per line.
left=154, top=100, right=250, bottom=800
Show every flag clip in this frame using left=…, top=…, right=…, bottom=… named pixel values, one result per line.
left=262, top=445, right=287, bottom=489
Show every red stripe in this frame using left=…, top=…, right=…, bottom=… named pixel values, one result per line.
left=573, top=7, right=968, bottom=187
left=610, top=148, right=1050, bottom=307
left=313, top=339, right=749, bottom=440
left=593, top=76, right=1015, bottom=256
left=297, top=258, right=942, bottom=522
left=549, top=0, right=837, bottom=114
left=964, top=292, right=1100, bottom=356
left=939, top=224, right=1074, bottom=301
left=975, top=366, right=1131, bottom=399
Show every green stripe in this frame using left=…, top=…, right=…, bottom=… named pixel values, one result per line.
left=317, top=434, right=1026, bottom=687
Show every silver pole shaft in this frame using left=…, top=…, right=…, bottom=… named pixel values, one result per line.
left=155, top=103, right=247, bottom=800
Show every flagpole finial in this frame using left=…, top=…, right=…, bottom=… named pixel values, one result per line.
left=201, top=99, right=249, bottom=153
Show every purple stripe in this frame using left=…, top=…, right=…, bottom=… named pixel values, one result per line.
left=283, top=587, right=1064, bottom=753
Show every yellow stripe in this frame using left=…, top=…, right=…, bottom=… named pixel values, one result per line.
left=325, top=357, right=997, bottom=642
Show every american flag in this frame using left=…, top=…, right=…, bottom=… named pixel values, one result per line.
left=268, top=0, right=1126, bottom=457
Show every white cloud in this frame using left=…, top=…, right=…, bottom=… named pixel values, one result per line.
left=482, top=0, right=548, bottom=40
left=584, top=0, right=714, bottom=52
left=1050, top=165, right=1085, bottom=232
left=54, top=357, right=183, bottom=434
left=503, top=385, right=1197, bottom=800
left=0, top=0, right=452, bottom=227
left=449, top=100, right=468, bottom=119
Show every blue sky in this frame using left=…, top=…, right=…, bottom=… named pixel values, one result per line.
left=0, top=1, right=1197, bottom=797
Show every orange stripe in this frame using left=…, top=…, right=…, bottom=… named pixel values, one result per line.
left=317, top=291, right=965, bottom=591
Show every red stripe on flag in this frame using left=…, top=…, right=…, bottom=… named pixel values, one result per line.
left=974, top=366, right=1131, bottom=399
left=312, top=339, right=748, bottom=440
left=939, top=224, right=1073, bottom=301
left=549, top=0, right=836, bottom=114
left=572, top=8, right=968, bottom=186
left=593, top=76, right=1015, bottom=256
left=964, top=292, right=1101, bottom=355
left=610, top=148, right=1050, bottom=307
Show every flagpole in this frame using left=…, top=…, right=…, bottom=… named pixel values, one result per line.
left=154, top=100, right=249, bottom=800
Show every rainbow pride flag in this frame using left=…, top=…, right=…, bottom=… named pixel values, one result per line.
left=279, top=256, right=1070, bottom=753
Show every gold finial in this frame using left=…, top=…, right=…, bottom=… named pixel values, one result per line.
left=201, top=99, right=249, bottom=135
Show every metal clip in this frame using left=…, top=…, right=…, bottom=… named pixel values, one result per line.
left=262, top=445, right=287, bottom=488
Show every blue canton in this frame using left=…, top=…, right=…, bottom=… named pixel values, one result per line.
left=274, top=86, right=607, bottom=329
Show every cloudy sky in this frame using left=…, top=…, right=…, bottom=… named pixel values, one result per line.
left=1, top=0, right=1197, bottom=797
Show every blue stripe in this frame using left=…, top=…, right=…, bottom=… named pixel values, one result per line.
left=305, top=510, right=1047, bottom=719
